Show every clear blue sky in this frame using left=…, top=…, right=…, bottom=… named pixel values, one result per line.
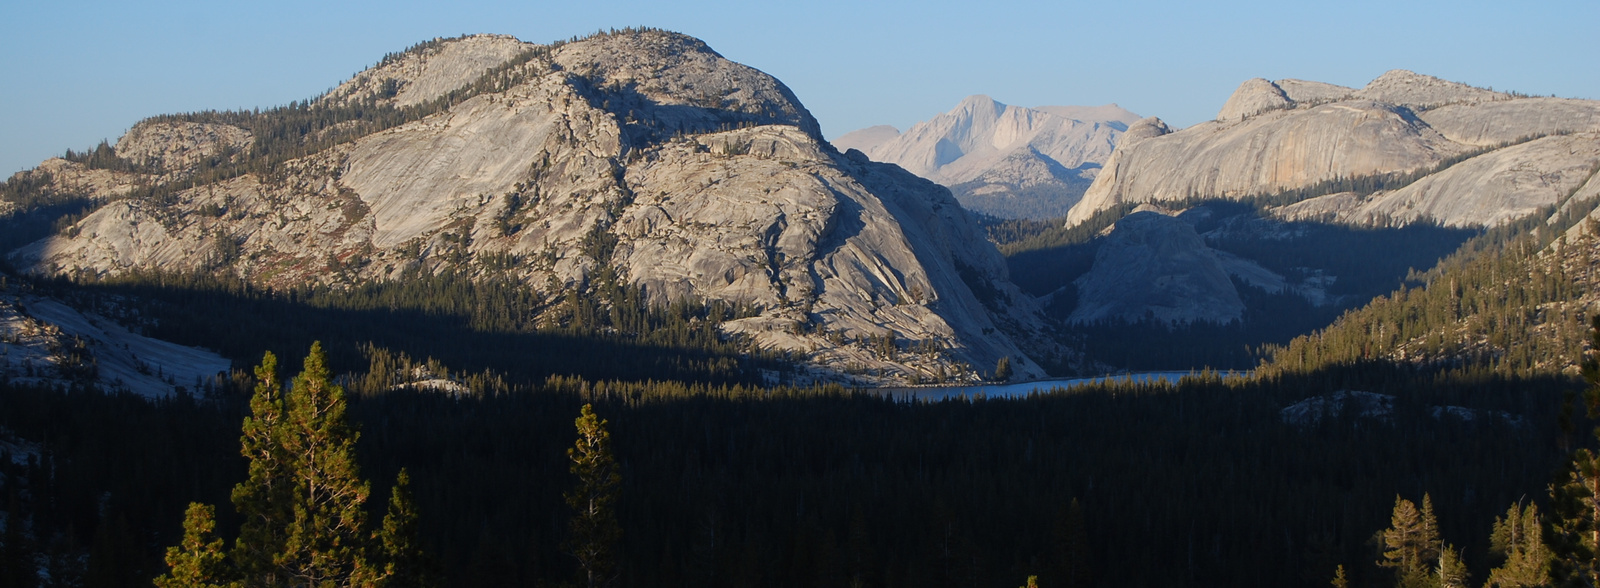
left=3, top=0, right=1595, bottom=176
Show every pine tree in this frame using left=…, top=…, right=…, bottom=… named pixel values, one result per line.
left=1439, top=546, right=1470, bottom=588
left=1486, top=502, right=1550, bottom=587
left=1551, top=316, right=1600, bottom=587
left=1331, top=564, right=1349, bottom=588
left=995, top=357, right=1013, bottom=382
left=376, top=469, right=433, bottom=588
left=1380, top=494, right=1441, bottom=587
left=160, top=343, right=423, bottom=588
left=154, top=503, right=240, bottom=588
left=1055, top=498, right=1090, bottom=588
left=566, top=403, right=622, bottom=588
left=231, top=351, right=292, bottom=585
left=276, top=342, right=376, bottom=586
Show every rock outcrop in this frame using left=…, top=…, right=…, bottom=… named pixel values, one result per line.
left=7, top=30, right=1051, bottom=384
left=1353, top=69, right=1507, bottom=110
left=1068, top=210, right=1244, bottom=325
left=1068, top=70, right=1600, bottom=230
left=1070, top=99, right=1465, bottom=225
left=1216, top=78, right=1292, bottom=123
left=113, top=121, right=253, bottom=172
left=321, top=34, right=532, bottom=108
left=846, top=96, right=1140, bottom=219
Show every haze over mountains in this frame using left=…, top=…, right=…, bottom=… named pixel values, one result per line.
left=835, top=97, right=1140, bottom=219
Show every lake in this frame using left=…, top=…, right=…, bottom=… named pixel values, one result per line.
left=870, top=370, right=1251, bottom=401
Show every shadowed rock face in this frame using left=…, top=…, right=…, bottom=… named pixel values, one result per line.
left=9, top=30, right=1052, bottom=384
left=1069, top=70, right=1600, bottom=229
left=1068, top=211, right=1243, bottom=325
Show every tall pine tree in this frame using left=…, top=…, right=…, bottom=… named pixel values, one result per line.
left=566, top=403, right=622, bottom=588
left=232, top=352, right=292, bottom=586
left=1486, top=502, right=1550, bottom=587
left=157, top=343, right=429, bottom=587
left=1379, top=494, right=1441, bottom=588
left=275, top=342, right=375, bottom=586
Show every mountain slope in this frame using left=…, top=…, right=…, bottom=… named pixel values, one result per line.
left=1069, top=70, right=1600, bottom=228
left=846, top=96, right=1139, bottom=219
left=4, top=30, right=1051, bottom=384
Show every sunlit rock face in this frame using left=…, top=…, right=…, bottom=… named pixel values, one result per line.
left=10, top=30, right=1057, bottom=383
left=1069, top=70, right=1600, bottom=229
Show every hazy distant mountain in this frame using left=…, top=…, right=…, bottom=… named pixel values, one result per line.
left=837, top=96, right=1140, bottom=219
left=831, top=125, right=900, bottom=154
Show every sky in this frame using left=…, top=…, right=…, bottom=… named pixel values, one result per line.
left=3, top=0, right=1596, bottom=176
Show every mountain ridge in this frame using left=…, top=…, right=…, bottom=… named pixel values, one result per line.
left=3, top=29, right=1056, bottom=384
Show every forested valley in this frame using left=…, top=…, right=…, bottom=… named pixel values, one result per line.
left=4, top=27, right=1600, bottom=588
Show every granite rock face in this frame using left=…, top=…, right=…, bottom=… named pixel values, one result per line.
left=1069, top=70, right=1600, bottom=229
left=322, top=34, right=532, bottom=108
left=113, top=121, right=254, bottom=172
left=845, top=96, right=1140, bottom=219
left=9, top=30, right=1051, bottom=383
left=1068, top=210, right=1244, bottom=325
left=1267, top=133, right=1600, bottom=228
left=1216, top=78, right=1292, bottom=123
left=1070, top=99, right=1464, bottom=225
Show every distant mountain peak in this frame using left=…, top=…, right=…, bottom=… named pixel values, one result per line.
left=843, top=97, right=1141, bottom=219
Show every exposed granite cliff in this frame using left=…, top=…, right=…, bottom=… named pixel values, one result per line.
left=1069, top=70, right=1600, bottom=229
left=7, top=30, right=1051, bottom=383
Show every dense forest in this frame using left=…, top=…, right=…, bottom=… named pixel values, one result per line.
left=0, top=343, right=1582, bottom=587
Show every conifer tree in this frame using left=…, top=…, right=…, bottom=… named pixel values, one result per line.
left=1439, top=546, right=1470, bottom=588
left=1486, top=502, right=1550, bottom=587
left=154, top=503, right=239, bottom=588
left=276, top=342, right=376, bottom=586
left=995, top=357, right=1013, bottom=382
left=1380, top=494, right=1441, bottom=587
left=231, top=352, right=292, bottom=585
left=1551, top=316, right=1600, bottom=587
left=566, top=403, right=622, bottom=588
left=158, top=343, right=427, bottom=587
left=1054, top=498, right=1090, bottom=588
left=376, top=469, right=433, bottom=588
left=1331, top=564, right=1349, bottom=588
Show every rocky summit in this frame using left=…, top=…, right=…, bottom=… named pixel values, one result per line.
left=5, top=30, right=1055, bottom=384
left=840, top=96, right=1140, bottom=219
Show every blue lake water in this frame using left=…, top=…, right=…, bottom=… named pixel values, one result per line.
left=871, top=370, right=1251, bottom=401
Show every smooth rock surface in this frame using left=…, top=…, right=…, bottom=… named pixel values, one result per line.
left=1070, top=99, right=1463, bottom=225
left=9, top=30, right=1051, bottom=384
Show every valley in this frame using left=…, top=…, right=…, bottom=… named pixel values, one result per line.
left=0, top=25, right=1598, bottom=588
